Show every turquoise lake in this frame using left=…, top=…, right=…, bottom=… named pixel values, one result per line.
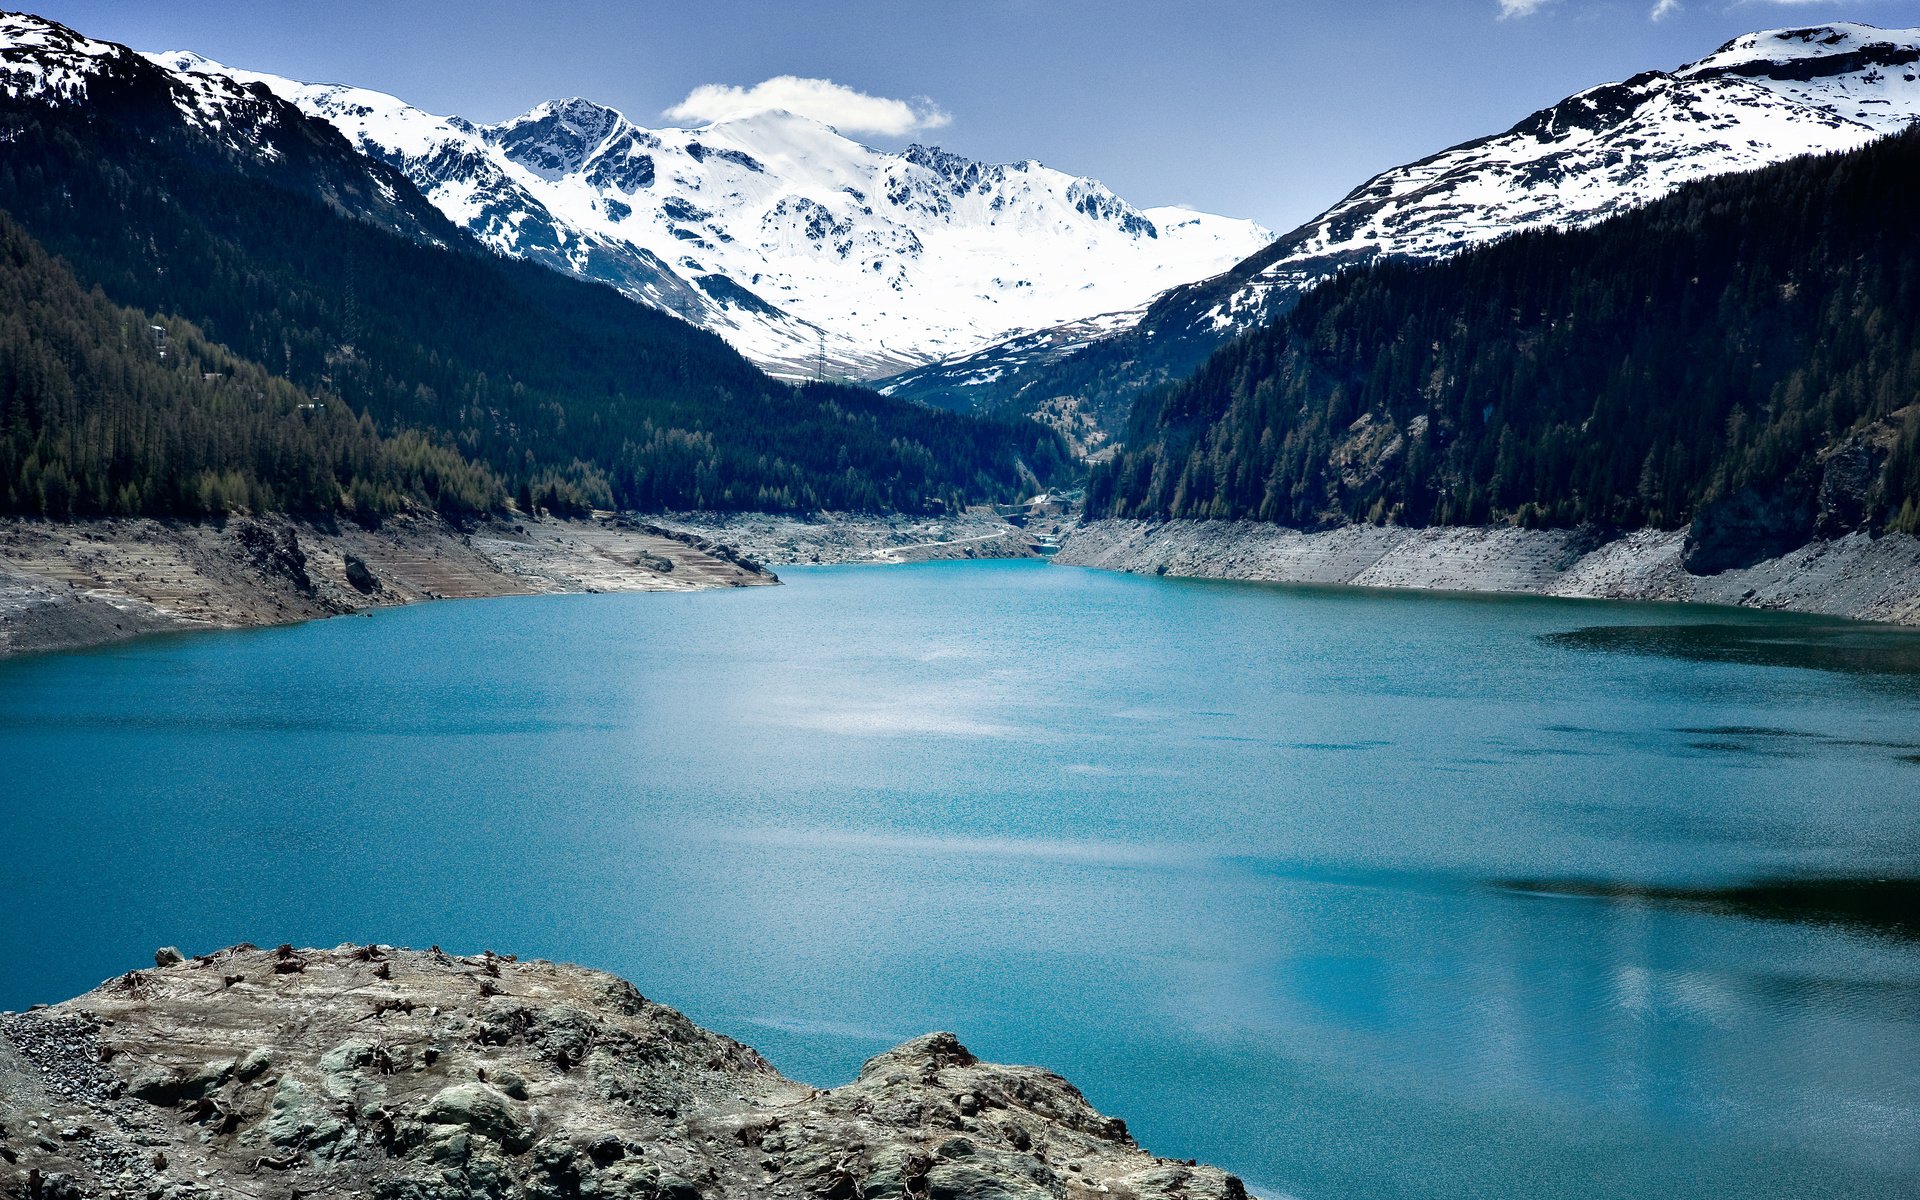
left=3, top=559, right=1917, bottom=1199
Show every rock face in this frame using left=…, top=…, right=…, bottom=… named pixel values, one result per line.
left=0, top=946, right=1245, bottom=1200
left=345, top=553, right=382, bottom=595
left=232, top=519, right=315, bottom=593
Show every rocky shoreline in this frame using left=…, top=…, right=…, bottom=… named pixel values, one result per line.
left=653, top=512, right=1040, bottom=567
left=1055, top=519, right=1920, bottom=625
left=0, top=513, right=774, bottom=659
left=0, top=510, right=1054, bottom=659
left=0, top=945, right=1245, bottom=1200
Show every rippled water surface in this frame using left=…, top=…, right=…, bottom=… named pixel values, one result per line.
left=3, top=561, right=1917, bottom=1199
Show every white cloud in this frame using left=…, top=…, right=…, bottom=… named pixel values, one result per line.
left=1650, top=0, right=1681, bottom=19
left=663, top=76, right=951, bottom=136
left=1497, top=0, right=1554, bottom=16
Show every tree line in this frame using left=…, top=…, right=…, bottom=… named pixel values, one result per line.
left=0, top=211, right=500, bottom=518
left=0, top=58, right=1067, bottom=519
left=1090, top=127, right=1920, bottom=538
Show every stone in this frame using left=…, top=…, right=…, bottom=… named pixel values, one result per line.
left=862, top=1147, right=931, bottom=1199
left=423, top=1083, right=532, bottom=1154
left=926, top=1161, right=1054, bottom=1200
left=265, top=1078, right=345, bottom=1148
left=125, top=1060, right=231, bottom=1107
left=488, top=1067, right=530, bottom=1101
left=152, top=948, right=184, bottom=968
left=234, top=1048, right=271, bottom=1081
left=1683, top=482, right=1817, bottom=575
left=344, top=553, right=379, bottom=594
left=233, top=520, right=314, bottom=592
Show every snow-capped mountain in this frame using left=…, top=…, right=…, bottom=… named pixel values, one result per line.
left=884, top=22, right=1920, bottom=422
left=0, top=13, right=453, bottom=246
left=1199, top=21, right=1920, bottom=332
left=146, top=51, right=1270, bottom=381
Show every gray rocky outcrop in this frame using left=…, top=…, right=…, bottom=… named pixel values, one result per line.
left=0, top=945, right=1245, bottom=1200
left=233, top=518, right=315, bottom=592
left=345, top=551, right=381, bottom=593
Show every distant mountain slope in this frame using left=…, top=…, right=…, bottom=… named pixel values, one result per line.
left=150, top=51, right=1271, bottom=381
left=0, top=209, right=501, bottom=518
left=888, top=22, right=1920, bottom=432
left=1088, top=127, right=1920, bottom=566
left=0, top=11, right=1068, bottom=514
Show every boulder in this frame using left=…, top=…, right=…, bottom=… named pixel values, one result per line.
left=344, top=553, right=380, bottom=594
left=423, top=1083, right=533, bottom=1154
left=266, top=1078, right=346, bottom=1148
left=858, top=1032, right=978, bottom=1082
left=235, top=1047, right=272, bottom=1081
left=926, top=1161, right=1055, bottom=1200
left=233, top=520, right=314, bottom=592
left=126, top=1058, right=232, bottom=1107
left=489, top=1067, right=530, bottom=1101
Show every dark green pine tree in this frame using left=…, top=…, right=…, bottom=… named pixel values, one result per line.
left=1090, top=128, right=1920, bottom=539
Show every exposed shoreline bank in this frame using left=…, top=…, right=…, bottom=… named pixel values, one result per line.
left=655, top=510, right=1043, bottom=566
left=0, top=510, right=1048, bottom=659
left=0, top=513, right=774, bottom=659
left=1055, top=519, right=1920, bottom=625
left=14, top=509, right=1913, bottom=662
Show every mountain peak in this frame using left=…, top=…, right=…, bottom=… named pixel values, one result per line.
left=484, top=96, right=631, bottom=178
left=0, top=10, right=127, bottom=102
left=881, top=19, right=1920, bottom=424
left=0, top=9, right=93, bottom=49
left=150, top=48, right=218, bottom=73
left=700, top=106, right=824, bottom=131
left=112, top=42, right=1269, bottom=379
left=1696, top=22, right=1919, bottom=68
left=503, top=95, right=629, bottom=131
left=686, top=108, right=871, bottom=166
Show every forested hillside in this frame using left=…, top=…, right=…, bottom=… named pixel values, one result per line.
left=0, top=28, right=1068, bottom=517
left=1090, top=128, right=1920, bottom=545
left=0, top=212, right=502, bottom=518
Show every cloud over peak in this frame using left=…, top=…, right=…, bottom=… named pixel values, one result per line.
left=664, top=76, right=950, bottom=137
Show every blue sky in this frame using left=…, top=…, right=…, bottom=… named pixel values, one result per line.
left=25, top=0, right=1920, bottom=230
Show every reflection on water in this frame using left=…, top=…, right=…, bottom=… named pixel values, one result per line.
left=1493, top=876, right=1920, bottom=940
left=1547, top=619, right=1920, bottom=679
left=2, top=563, right=1918, bottom=1200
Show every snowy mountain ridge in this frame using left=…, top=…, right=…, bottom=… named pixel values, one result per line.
left=1218, top=21, right=1920, bottom=326
left=0, top=12, right=455, bottom=246
left=882, top=22, right=1920, bottom=421
left=144, top=50, right=1271, bottom=381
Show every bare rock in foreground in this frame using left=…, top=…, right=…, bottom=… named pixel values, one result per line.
left=0, top=946, right=1244, bottom=1200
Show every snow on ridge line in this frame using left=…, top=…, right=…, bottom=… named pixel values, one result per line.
left=143, top=44, right=1272, bottom=379
left=882, top=22, right=1920, bottom=409
left=1258, top=21, right=1920, bottom=278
